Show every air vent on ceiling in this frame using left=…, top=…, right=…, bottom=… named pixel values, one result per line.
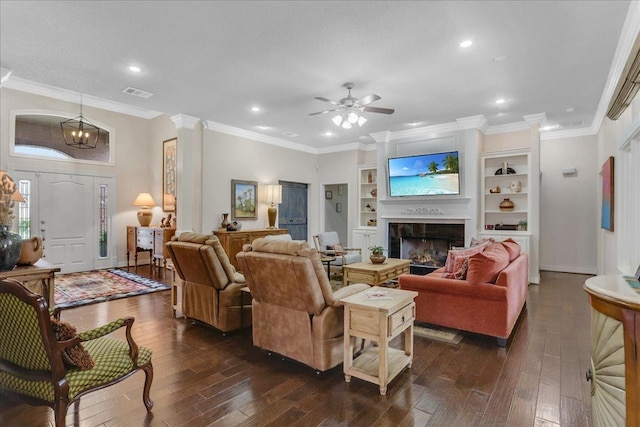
left=282, top=131, right=299, bottom=137
left=122, top=87, right=154, bottom=99
left=607, top=32, right=640, bottom=120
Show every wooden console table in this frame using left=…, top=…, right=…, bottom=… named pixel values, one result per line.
left=340, top=287, right=418, bottom=395
left=584, top=275, right=640, bottom=426
left=0, top=259, right=60, bottom=308
left=127, top=226, right=175, bottom=271
left=214, top=228, right=287, bottom=270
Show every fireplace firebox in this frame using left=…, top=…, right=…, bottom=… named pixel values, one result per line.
left=388, top=223, right=464, bottom=274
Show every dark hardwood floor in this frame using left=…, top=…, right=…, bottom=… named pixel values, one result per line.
left=0, top=269, right=593, bottom=426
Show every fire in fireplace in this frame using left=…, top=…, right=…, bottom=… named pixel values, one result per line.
left=389, top=223, right=464, bottom=270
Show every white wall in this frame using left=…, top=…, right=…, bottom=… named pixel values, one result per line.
left=597, top=91, right=640, bottom=275
left=201, top=130, right=319, bottom=239
left=540, top=135, right=598, bottom=274
left=0, top=88, right=159, bottom=266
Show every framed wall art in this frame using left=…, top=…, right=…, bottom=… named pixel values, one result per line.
left=601, top=156, right=614, bottom=231
left=232, top=179, right=258, bottom=220
left=162, top=138, right=177, bottom=212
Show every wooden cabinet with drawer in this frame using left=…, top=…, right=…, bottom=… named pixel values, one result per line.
left=214, top=228, right=288, bottom=270
left=126, top=226, right=175, bottom=270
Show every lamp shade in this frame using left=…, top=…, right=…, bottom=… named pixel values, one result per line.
left=133, top=193, right=156, bottom=207
left=265, top=184, right=282, bottom=205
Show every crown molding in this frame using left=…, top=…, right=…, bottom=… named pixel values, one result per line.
left=171, top=114, right=200, bottom=129
left=540, top=125, right=598, bottom=141
left=483, top=121, right=531, bottom=135
left=316, top=141, right=371, bottom=154
left=523, top=113, right=546, bottom=126
left=592, top=0, right=640, bottom=131
left=204, top=120, right=318, bottom=154
left=456, top=114, right=488, bottom=131
left=3, top=77, right=162, bottom=119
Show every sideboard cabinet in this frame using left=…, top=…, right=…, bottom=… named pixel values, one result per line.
left=214, top=228, right=287, bottom=270
left=584, top=275, right=639, bottom=426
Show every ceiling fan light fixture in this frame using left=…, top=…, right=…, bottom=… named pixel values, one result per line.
left=332, top=114, right=343, bottom=126
left=357, top=116, right=367, bottom=127
left=347, top=112, right=359, bottom=124
left=341, top=120, right=352, bottom=129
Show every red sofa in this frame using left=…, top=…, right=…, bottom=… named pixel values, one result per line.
left=399, top=240, right=528, bottom=346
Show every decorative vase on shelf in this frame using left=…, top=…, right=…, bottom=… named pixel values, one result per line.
left=510, top=180, right=522, bottom=193
left=0, top=225, right=22, bottom=271
left=370, top=188, right=377, bottom=197
left=499, top=198, right=515, bottom=211
left=367, top=171, right=373, bottom=183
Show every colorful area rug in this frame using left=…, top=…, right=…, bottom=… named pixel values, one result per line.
left=414, top=323, right=464, bottom=344
left=55, top=269, right=170, bottom=309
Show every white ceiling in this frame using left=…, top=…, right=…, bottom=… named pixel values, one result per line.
left=0, top=1, right=633, bottom=150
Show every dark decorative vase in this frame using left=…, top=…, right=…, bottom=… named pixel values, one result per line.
left=370, top=254, right=386, bottom=264
left=0, top=225, right=22, bottom=271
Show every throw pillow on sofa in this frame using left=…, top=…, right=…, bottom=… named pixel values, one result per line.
left=500, top=238, right=521, bottom=261
left=466, top=242, right=510, bottom=284
left=443, top=240, right=492, bottom=273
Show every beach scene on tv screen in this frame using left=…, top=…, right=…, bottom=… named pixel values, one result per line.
left=388, top=152, right=460, bottom=196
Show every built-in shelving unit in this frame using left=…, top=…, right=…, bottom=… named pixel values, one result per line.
left=480, top=150, right=530, bottom=233
left=353, top=164, right=378, bottom=257
left=358, top=165, right=378, bottom=228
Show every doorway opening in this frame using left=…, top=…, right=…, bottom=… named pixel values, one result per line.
left=323, top=183, right=348, bottom=246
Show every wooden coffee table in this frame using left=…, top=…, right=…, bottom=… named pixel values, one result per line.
left=342, top=258, right=411, bottom=287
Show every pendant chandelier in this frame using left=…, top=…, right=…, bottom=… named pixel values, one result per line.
left=60, top=94, right=101, bottom=149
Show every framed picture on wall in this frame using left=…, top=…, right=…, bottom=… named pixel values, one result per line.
left=162, top=138, right=177, bottom=212
left=232, top=179, right=258, bottom=220
left=600, top=156, right=614, bottom=231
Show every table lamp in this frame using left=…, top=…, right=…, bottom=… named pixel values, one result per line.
left=265, top=184, right=282, bottom=229
left=133, top=192, right=156, bottom=226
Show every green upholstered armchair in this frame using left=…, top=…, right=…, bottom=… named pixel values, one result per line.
left=0, top=278, right=153, bottom=427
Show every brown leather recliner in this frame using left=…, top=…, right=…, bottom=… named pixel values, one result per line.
left=236, top=238, right=370, bottom=372
left=165, top=232, right=249, bottom=332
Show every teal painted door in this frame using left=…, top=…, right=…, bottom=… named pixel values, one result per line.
left=278, top=181, right=308, bottom=241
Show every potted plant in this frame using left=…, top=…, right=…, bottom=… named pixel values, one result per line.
left=0, top=171, right=23, bottom=271
left=517, top=220, right=528, bottom=231
left=368, top=245, right=386, bottom=264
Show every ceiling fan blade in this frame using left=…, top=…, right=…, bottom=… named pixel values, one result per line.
left=314, top=96, right=341, bottom=106
left=356, top=94, right=381, bottom=106
left=363, top=106, right=395, bottom=114
left=309, top=107, right=343, bottom=116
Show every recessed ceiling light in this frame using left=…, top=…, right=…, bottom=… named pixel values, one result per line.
left=324, top=131, right=333, bottom=137
left=495, top=98, right=506, bottom=105
left=257, top=125, right=269, bottom=130
left=128, top=65, right=141, bottom=73
left=251, top=106, right=261, bottom=112
left=566, top=107, right=575, bottom=112
left=460, top=40, right=473, bottom=48
left=408, top=121, right=422, bottom=126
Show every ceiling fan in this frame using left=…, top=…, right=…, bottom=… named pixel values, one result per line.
left=309, top=82, right=394, bottom=129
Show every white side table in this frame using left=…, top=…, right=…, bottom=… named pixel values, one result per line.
left=340, top=288, right=418, bottom=395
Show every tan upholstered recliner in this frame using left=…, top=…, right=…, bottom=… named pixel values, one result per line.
left=236, top=238, right=370, bottom=372
left=165, top=232, right=250, bottom=332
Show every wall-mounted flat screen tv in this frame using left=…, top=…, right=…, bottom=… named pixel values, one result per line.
left=388, top=151, right=460, bottom=197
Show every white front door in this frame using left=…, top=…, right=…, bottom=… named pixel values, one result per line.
left=39, top=173, right=94, bottom=273
left=9, top=170, right=116, bottom=274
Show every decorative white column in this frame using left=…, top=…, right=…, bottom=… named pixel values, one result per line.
left=170, top=114, right=201, bottom=235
